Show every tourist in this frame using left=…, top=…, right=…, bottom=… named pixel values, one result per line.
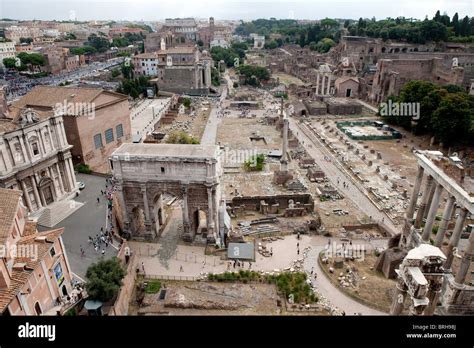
left=101, top=249, right=105, bottom=255
left=97, top=197, right=100, bottom=204
left=179, top=265, right=183, bottom=272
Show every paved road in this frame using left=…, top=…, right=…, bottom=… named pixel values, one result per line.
left=200, top=72, right=229, bottom=145
left=304, top=241, right=387, bottom=315
left=289, top=118, right=400, bottom=235
left=39, top=173, right=118, bottom=279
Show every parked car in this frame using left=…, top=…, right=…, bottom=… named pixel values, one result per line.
left=78, top=182, right=86, bottom=190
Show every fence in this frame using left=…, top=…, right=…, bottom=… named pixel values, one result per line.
left=143, top=274, right=199, bottom=281
left=134, top=245, right=224, bottom=268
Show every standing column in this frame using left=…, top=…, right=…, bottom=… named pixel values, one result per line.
left=207, top=186, right=214, bottom=231
left=181, top=186, right=190, bottom=235
left=414, top=175, right=433, bottom=229
left=315, top=74, right=320, bottom=95
left=454, top=227, right=474, bottom=285
left=406, top=166, right=424, bottom=220
left=435, top=195, right=456, bottom=247
left=422, top=183, right=443, bottom=242
left=424, top=281, right=443, bottom=316
left=141, top=184, right=150, bottom=221
left=63, top=160, right=74, bottom=192
left=18, top=136, right=31, bottom=163
left=326, top=75, right=331, bottom=95
left=423, top=185, right=436, bottom=219
left=281, top=118, right=289, bottom=171
left=444, top=207, right=468, bottom=269
left=390, top=278, right=407, bottom=315
left=116, top=182, right=129, bottom=226
left=55, top=163, right=65, bottom=195
left=67, top=158, right=77, bottom=189
left=20, top=180, right=33, bottom=212
left=47, top=166, right=59, bottom=201
left=31, top=176, right=42, bottom=209
left=321, top=74, right=326, bottom=96
left=48, top=126, right=55, bottom=151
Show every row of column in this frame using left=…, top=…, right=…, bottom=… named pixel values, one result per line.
left=405, top=165, right=471, bottom=274
left=19, top=158, right=76, bottom=212
left=315, top=73, right=331, bottom=96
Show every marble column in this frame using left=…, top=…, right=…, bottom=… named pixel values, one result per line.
left=7, top=139, right=17, bottom=165
left=31, top=176, right=42, bottom=209
left=48, top=126, right=55, bottom=151
left=316, top=74, right=320, bottom=95
left=18, top=136, right=31, bottom=163
left=63, top=160, right=74, bottom=192
left=55, top=163, right=65, bottom=195
left=141, top=185, right=150, bottom=221
left=444, top=207, right=468, bottom=269
left=454, top=228, right=474, bottom=285
left=424, top=281, right=443, bottom=316
left=390, top=279, right=407, bottom=315
left=67, top=158, right=76, bottom=189
left=181, top=186, right=190, bottom=235
left=207, top=186, right=214, bottom=230
left=47, top=166, right=59, bottom=201
left=414, top=175, right=433, bottom=229
left=321, top=74, right=326, bottom=96
left=20, top=180, right=33, bottom=212
left=406, top=166, right=424, bottom=220
left=116, top=182, right=129, bottom=226
left=435, top=195, right=456, bottom=247
left=422, top=183, right=443, bottom=242
left=326, top=75, right=331, bottom=95
left=423, top=184, right=436, bottom=220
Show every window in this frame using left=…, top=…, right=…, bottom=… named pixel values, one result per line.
left=31, top=142, right=39, bottom=156
left=105, top=128, right=114, bottom=144
left=50, top=247, right=56, bottom=258
left=161, top=167, right=165, bottom=173
left=116, top=124, right=124, bottom=138
left=94, top=133, right=103, bottom=149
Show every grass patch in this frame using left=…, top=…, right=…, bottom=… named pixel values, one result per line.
left=144, top=280, right=161, bottom=294
left=208, top=271, right=317, bottom=304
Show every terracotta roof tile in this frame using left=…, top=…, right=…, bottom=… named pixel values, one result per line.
left=0, top=227, right=64, bottom=313
left=0, top=188, right=22, bottom=244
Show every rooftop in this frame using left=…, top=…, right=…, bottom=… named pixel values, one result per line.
left=0, top=227, right=64, bottom=313
left=0, top=188, right=22, bottom=244
left=112, top=143, right=219, bottom=160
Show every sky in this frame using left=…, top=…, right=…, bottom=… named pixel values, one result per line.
left=0, top=0, right=472, bottom=21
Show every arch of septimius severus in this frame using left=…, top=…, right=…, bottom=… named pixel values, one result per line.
left=110, top=143, right=222, bottom=244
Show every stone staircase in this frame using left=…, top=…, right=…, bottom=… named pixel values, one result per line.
left=31, top=199, right=84, bottom=228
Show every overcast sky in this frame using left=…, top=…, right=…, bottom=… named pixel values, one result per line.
left=0, top=0, right=472, bottom=21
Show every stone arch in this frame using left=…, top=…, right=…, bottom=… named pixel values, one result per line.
left=193, top=208, right=207, bottom=237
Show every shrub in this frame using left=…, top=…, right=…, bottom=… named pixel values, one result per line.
left=243, top=154, right=265, bottom=171
left=76, top=163, right=92, bottom=174
left=166, top=131, right=199, bottom=144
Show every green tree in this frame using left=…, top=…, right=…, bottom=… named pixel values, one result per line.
left=87, top=34, right=110, bottom=53
left=2, top=57, right=17, bottom=69
left=85, top=258, right=126, bottom=302
left=431, top=93, right=473, bottom=145
left=19, top=37, right=33, bottom=44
